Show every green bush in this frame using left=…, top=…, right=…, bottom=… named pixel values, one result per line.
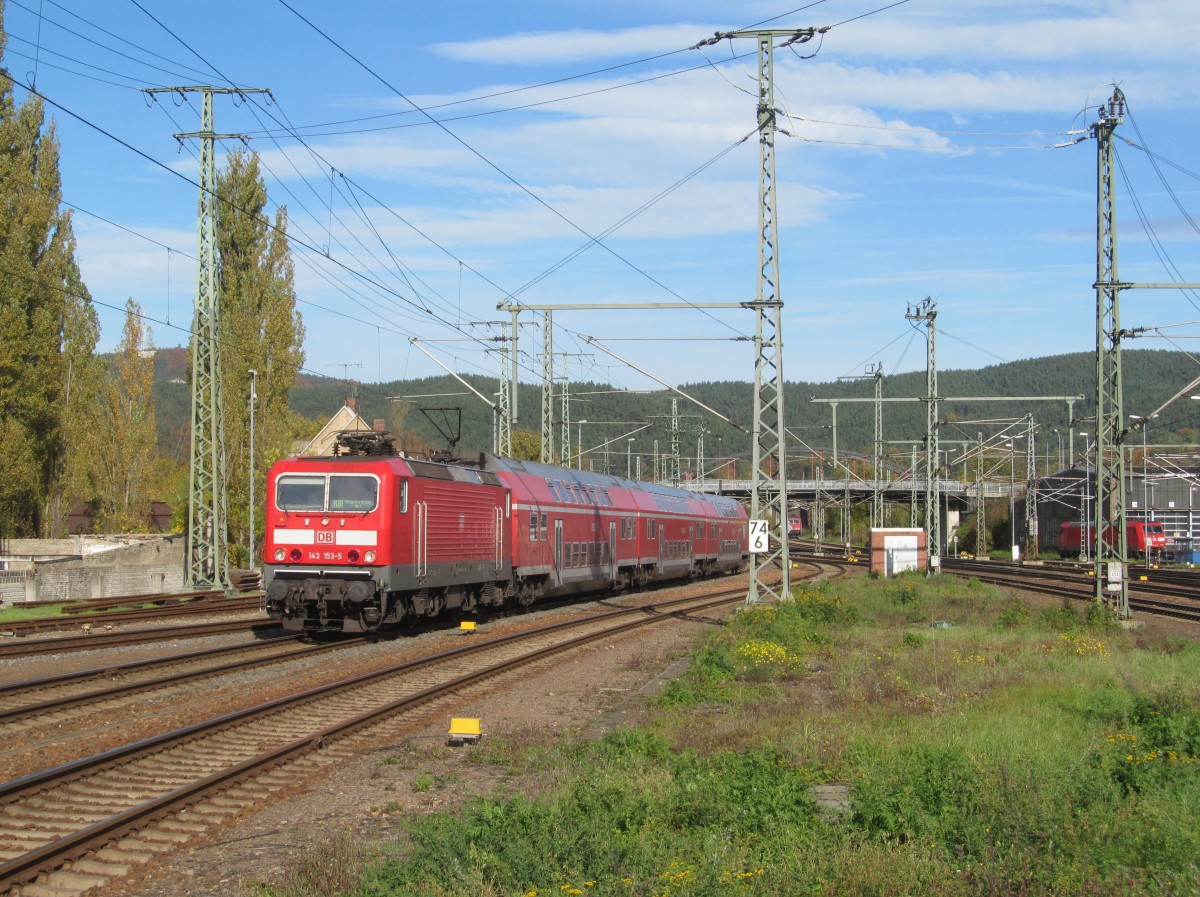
left=994, top=598, right=1030, bottom=629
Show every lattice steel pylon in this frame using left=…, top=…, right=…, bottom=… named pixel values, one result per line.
left=496, top=317, right=513, bottom=456
left=1090, top=88, right=1129, bottom=616
left=906, top=298, right=941, bottom=573
left=694, top=28, right=824, bottom=603
left=1023, top=415, right=1039, bottom=559
left=146, top=86, right=265, bottom=590
left=975, top=432, right=987, bottom=557
left=872, top=364, right=885, bottom=530
left=540, top=310, right=554, bottom=463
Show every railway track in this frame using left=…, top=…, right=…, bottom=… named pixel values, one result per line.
left=0, top=617, right=279, bottom=660
left=941, top=557, right=1200, bottom=623
left=0, top=593, right=264, bottom=638
left=0, top=584, right=749, bottom=896
left=0, top=633, right=351, bottom=726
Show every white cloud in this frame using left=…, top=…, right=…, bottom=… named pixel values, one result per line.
left=431, top=25, right=714, bottom=65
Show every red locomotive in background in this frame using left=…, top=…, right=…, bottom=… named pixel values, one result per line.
left=263, top=432, right=749, bottom=634
left=1056, top=520, right=1166, bottom=558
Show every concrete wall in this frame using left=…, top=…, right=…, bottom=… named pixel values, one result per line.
left=0, top=535, right=185, bottom=605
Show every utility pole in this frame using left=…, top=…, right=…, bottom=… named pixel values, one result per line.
left=976, top=432, right=987, bottom=557
left=147, top=85, right=268, bottom=591
left=469, top=321, right=513, bottom=455
left=838, top=365, right=885, bottom=530
left=541, top=310, right=554, bottom=463
left=693, top=27, right=825, bottom=603
left=1091, top=87, right=1128, bottom=612
left=489, top=320, right=514, bottom=457
left=906, top=297, right=941, bottom=573
left=1084, top=87, right=1200, bottom=615
left=557, top=352, right=590, bottom=466
left=1024, top=415, right=1039, bottom=559
left=670, top=398, right=681, bottom=486
left=872, top=363, right=885, bottom=530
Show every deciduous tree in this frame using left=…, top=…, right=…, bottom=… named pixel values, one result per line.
left=0, top=8, right=99, bottom=537
left=89, top=299, right=157, bottom=531
left=215, top=149, right=305, bottom=565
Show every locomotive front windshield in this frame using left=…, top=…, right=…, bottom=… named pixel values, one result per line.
left=276, top=473, right=379, bottom=513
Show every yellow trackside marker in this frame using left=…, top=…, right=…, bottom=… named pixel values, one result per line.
left=460, top=620, right=477, bottom=633
left=448, top=717, right=482, bottom=745
left=1139, top=575, right=1148, bottom=581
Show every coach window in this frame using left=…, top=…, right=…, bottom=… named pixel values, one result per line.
left=277, top=474, right=326, bottom=512
left=529, top=511, right=538, bottom=541
left=329, top=475, right=379, bottom=512
left=646, top=518, right=656, bottom=539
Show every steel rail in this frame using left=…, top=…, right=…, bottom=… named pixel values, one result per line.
left=1, top=594, right=264, bottom=636
left=0, top=636, right=359, bottom=725
left=0, top=619, right=279, bottom=659
left=0, top=586, right=750, bottom=893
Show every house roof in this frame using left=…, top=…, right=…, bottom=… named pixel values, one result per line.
left=300, top=404, right=374, bottom=456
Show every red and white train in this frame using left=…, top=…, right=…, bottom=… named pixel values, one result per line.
left=1057, top=520, right=1167, bottom=558
left=263, top=433, right=749, bottom=634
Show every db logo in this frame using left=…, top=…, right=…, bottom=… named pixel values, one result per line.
left=316, top=531, right=334, bottom=544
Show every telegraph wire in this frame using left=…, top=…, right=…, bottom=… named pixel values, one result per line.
left=827, top=0, right=914, bottom=29
left=124, top=2, right=537, bottom=370
left=275, top=0, right=746, bottom=328
left=38, top=0, right=217, bottom=83
left=8, top=0, right=213, bottom=85
left=1123, top=105, right=1200, bottom=239
left=0, top=73, right=524, bottom=372
left=1113, top=147, right=1200, bottom=313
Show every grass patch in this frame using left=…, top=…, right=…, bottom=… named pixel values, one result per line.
left=248, top=574, right=1200, bottom=897
left=0, top=602, right=68, bottom=622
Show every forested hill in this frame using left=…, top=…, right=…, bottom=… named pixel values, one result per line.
left=152, top=348, right=1199, bottom=464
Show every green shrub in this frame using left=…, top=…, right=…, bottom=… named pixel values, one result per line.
left=994, top=598, right=1030, bottom=629
left=850, top=742, right=981, bottom=848
left=1038, top=601, right=1083, bottom=632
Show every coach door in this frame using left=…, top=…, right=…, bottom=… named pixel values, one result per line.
left=608, top=521, right=617, bottom=580
left=553, top=519, right=564, bottom=587
left=414, top=501, right=428, bottom=579
left=493, top=507, right=504, bottom=575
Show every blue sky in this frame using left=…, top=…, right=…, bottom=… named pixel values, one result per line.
left=4, top=0, right=1199, bottom=396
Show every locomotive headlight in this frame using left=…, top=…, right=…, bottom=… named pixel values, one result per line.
left=273, top=548, right=285, bottom=562
left=364, top=550, right=376, bottom=563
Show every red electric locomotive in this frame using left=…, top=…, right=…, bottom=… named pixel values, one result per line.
left=263, top=432, right=748, bottom=634
left=1056, top=520, right=1167, bottom=558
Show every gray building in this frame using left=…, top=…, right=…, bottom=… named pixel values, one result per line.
left=1032, top=460, right=1200, bottom=558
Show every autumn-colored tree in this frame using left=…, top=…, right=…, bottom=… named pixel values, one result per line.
left=0, top=8, right=100, bottom=537
left=215, top=149, right=305, bottom=565
left=87, top=299, right=157, bottom=531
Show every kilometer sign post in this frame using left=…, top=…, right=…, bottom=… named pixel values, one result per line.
left=749, top=519, right=770, bottom=554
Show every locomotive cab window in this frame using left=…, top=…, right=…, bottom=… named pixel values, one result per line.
left=276, top=474, right=326, bottom=512
left=329, top=475, right=379, bottom=512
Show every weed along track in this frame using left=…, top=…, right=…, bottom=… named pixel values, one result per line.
left=0, top=586, right=749, bottom=897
